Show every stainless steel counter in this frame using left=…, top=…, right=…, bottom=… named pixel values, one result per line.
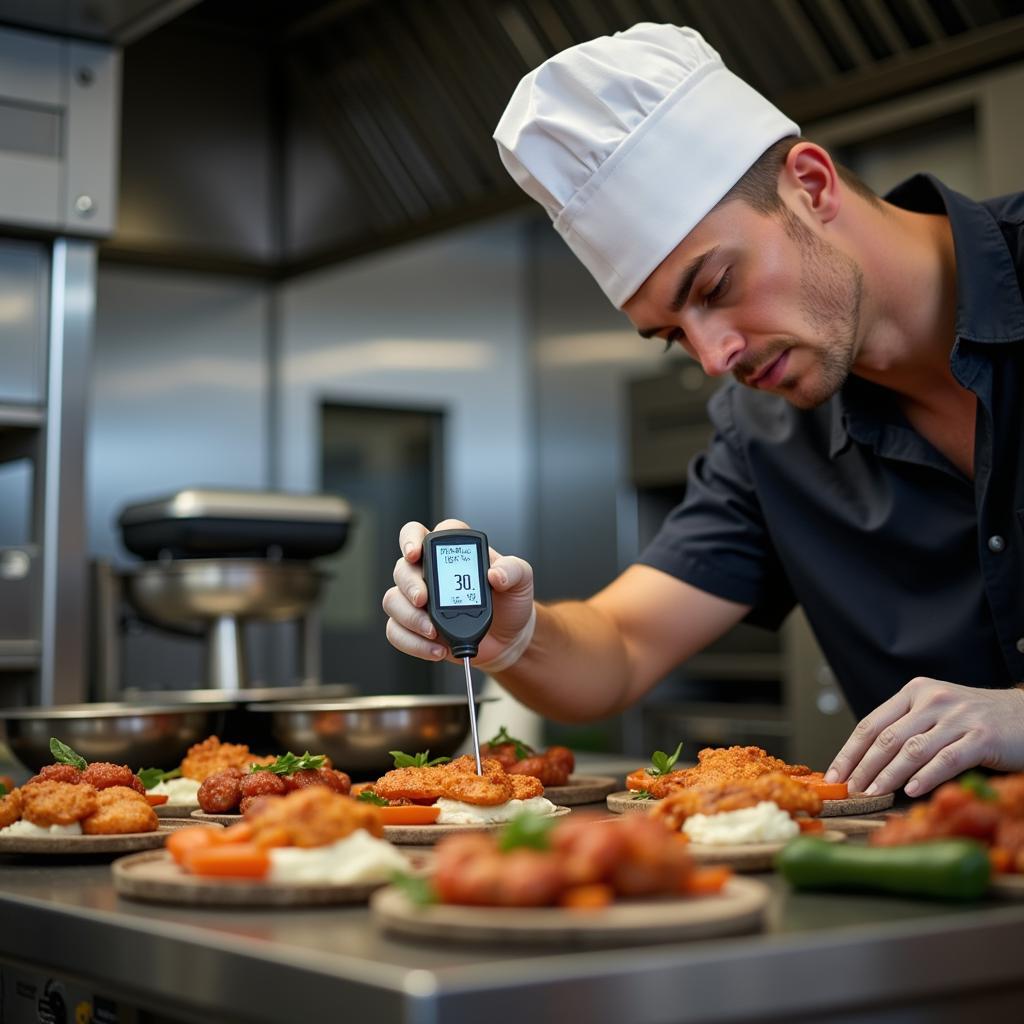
left=2, top=833, right=1024, bottom=1023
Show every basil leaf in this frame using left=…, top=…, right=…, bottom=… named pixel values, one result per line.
left=648, top=742, right=683, bottom=777
left=136, top=766, right=182, bottom=790
left=389, top=750, right=451, bottom=768
left=498, top=811, right=555, bottom=852
left=357, top=790, right=389, bottom=806
left=250, top=751, right=326, bottom=775
left=960, top=771, right=998, bottom=802
left=391, top=870, right=437, bottom=907
left=49, top=737, right=87, bottom=771
left=631, top=789, right=656, bottom=801
left=0, top=782, right=7, bottom=797
left=486, top=725, right=533, bottom=761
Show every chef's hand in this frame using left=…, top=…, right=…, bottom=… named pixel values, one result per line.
left=382, top=519, right=536, bottom=666
left=825, top=678, right=1024, bottom=797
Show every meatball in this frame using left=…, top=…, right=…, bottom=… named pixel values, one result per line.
left=82, top=786, right=158, bottom=835
left=82, top=762, right=146, bottom=794
left=239, top=771, right=288, bottom=800
left=197, top=767, right=244, bottom=813
left=25, top=764, right=83, bottom=786
left=240, top=794, right=283, bottom=816
left=316, top=767, right=351, bottom=795
left=21, top=780, right=97, bottom=827
left=284, top=769, right=324, bottom=791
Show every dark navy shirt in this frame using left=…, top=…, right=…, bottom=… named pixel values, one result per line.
left=638, top=175, right=1024, bottom=720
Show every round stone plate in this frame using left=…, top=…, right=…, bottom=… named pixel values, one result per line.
left=113, top=847, right=428, bottom=907
left=989, top=873, right=1024, bottom=900
left=606, top=790, right=895, bottom=817
left=191, top=810, right=243, bottom=826
left=384, top=806, right=571, bottom=846
left=155, top=801, right=200, bottom=819
left=371, top=875, right=770, bottom=947
left=542, top=775, right=618, bottom=807
left=0, top=819, right=218, bottom=856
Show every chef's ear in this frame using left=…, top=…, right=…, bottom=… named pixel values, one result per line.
left=782, top=142, right=841, bottom=226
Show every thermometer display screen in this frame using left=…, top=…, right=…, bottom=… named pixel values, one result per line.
left=435, top=543, right=483, bottom=607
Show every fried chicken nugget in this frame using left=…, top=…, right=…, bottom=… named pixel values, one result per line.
left=650, top=772, right=822, bottom=832
left=0, top=788, right=23, bottom=828
left=375, top=756, right=515, bottom=805
left=509, top=774, right=544, bottom=800
left=21, top=780, right=98, bottom=827
left=82, top=786, right=158, bottom=835
left=180, top=736, right=274, bottom=782
left=246, top=788, right=382, bottom=848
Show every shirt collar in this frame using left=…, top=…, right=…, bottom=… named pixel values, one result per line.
left=884, top=173, right=1024, bottom=343
left=829, top=173, right=1024, bottom=459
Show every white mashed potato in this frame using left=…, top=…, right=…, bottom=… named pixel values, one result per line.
left=0, top=819, right=83, bottom=837
left=268, top=828, right=410, bottom=884
left=147, top=777, right=201, bottom=802
left=435, top=795, right=556, bottom=825
left=682, top=801, right=798, bottom=846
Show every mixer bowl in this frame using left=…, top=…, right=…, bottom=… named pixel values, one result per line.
left=124, top=559, right=324, bottom=629
left=246, top=695, right=495, bottom=778
left=2, top=702, right=232, bottom=772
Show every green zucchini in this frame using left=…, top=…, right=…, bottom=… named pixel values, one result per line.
left=776, top=836, right=991, bottom=901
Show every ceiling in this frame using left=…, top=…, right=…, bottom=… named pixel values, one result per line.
left=9, top=0, right=1023, bottom=274
left=279, top=0, right=1024, bottom=272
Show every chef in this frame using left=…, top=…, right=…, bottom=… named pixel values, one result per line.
left=382, top=23, right=1024, bottom=797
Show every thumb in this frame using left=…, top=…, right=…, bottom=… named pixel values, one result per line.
left=487, top=554, right=533, bottom=596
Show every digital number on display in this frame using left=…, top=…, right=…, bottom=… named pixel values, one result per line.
left=436, top=544, right=481, bottom=606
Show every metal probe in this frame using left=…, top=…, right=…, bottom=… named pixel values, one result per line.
left=462, top=656, right=483, bottom=774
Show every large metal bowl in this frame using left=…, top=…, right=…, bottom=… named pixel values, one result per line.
left=1, top=702, right=233, bottom=772
left=246, top=695, right=494, bottom=779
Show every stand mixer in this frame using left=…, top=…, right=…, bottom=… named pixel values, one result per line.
left=113, top=489, right=352, bottom=693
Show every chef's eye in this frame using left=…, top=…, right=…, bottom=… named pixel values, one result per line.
left=704, top=269, right=731, bottom=305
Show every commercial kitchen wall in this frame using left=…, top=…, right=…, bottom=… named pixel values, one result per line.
left=88, top=213, right=537, bottom=693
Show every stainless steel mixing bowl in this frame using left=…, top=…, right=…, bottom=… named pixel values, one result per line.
left=1, top=702, right=233, bottom=771
left=245, top=695, right=494, bottom=778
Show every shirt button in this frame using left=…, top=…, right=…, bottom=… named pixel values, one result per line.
left=988, top=535, right=1006, bottom=553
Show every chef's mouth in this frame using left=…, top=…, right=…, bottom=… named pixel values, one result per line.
left=744, top=349, right=789, bottom=388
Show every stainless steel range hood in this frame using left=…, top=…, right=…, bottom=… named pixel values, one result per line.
left=0, top=0, right=200, bottom=44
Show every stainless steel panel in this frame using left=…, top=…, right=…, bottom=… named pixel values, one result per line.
left=63, top=40, right=121, bottom=237
left=0, top=239, right=48, bottom=403
left=0, top=101, right=61, bottom=158
left=40, top=239, right=95, bottom=705
left=0, top=27, right=60, bottom=105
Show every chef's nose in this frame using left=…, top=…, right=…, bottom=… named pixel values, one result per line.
left=687, top=322, right=746, bottom=377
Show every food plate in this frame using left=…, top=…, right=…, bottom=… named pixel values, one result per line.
left=541, top=775, right=618, bottom=807
left=989, top=874, right=1024, bottom=900
left=112, top=848, right=427, bottom=906
left=684, top=830, right=845, bottom=872
left=371, top=875, right=770, bottom=947
left=606, top=790, right=895, bottom=817
left=191, top=810, right=242, bottom=826
left=383, top=806, right=572, bottom=846
left=0, top=820, right=216, bottom=856
left=155, top=801, right=200, bottom=819
left=821, top=815, right=892, bottom=836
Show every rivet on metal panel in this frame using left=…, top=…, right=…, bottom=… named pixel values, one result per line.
left=74, top=195, right=95, bottom=216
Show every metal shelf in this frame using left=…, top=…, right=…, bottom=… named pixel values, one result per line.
left=0, top=404, right=44, bottom=429
left=0, top=640, right=41, bottom=670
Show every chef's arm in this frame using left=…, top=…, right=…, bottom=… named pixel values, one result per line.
left=486, top=565, right=750, bottom=722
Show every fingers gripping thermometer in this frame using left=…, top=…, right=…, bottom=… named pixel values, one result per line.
left=422, top=529, right=493, bottom=775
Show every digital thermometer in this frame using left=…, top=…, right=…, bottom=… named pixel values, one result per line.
left=422, top=529, right=493, bottom=773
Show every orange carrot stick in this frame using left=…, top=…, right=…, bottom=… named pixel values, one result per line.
left=560, top=884, right=614, bottom=910
left=377, top=805, right=441, bottom=825
left=166, top=826, right=219, bottom=866
left=145, top=793, right=169, bottom=807
left=683, top=866, right=732, bottom=895
left=797, top=818, right=825, bottom=833
left=183, top=843, right=271, bottom=879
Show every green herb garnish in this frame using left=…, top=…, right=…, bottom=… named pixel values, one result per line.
left=356, top=789, right=389, bottom=806
left=391, top=870, right=437, bottom=906
left=960, top=771, right=998, bottom=802
left=49, top=737, right=87, bottom=771
left=498, top=810, right=556, bottom=852
left=0, top=782, right=7, bottom=797
left=250, top=751, right=326, bottom=775
left=647, top=742, right=684, bottom=778
left=389, top=750, right=451, bottom=768
left=136, top=766, right=182, bottom=791
left=485, top=725, right=533, bottom=761
left=630, top=789, right=656, bottom=801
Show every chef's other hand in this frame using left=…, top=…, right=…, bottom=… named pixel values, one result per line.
left=382, top=519, right=535, bottom=667
left=825, top=678, right=1024, bottom=797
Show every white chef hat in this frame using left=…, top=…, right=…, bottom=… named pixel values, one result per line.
left=494, top=23, right=799, bottom=308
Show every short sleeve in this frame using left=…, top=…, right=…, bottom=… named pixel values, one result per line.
left=636, top=386, right=796, bottom=629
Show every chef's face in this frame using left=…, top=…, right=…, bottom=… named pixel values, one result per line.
left=623, top=196, right=864, bottom=410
